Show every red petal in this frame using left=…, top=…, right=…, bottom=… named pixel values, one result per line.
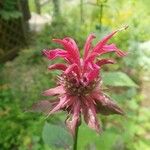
left=65, top=99, right=80, bottom=136
left=86, top=68, right=99, bottom=83
left=85, top=63, right=100, bottom=82
left=96, top=59, right=115, bottom=67
left=92, top=30, right=118, bottom=53
left=53, top=38, right=80, bottom=65
left=83, top=52, right=98, bottom=72
left=47, top=95, right=70, bottom=116
left=42, top=86, right=65, bottom=96
left=101, top=44, right=127, bottom=57
left=64, top=63, right=80, bottom=77
left=94, top=93, right=124, bottom=115
left=83, top=33, right=96, bottom=59
left=82, top=97, right=101, bottom=132
left=42, top=49, right=68, bottom=60
left=90, top=27, right=128, bottom=59
left=31, top=100, right=57, bottom=114
left=48, top=64, right=67, bottom=71
left=64, top=37, right=79, bottom=55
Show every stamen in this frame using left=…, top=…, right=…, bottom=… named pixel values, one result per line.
left=62, top=75, right=101, bottom=96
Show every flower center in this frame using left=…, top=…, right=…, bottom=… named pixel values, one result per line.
left=60, top=75, right=100, bottom=96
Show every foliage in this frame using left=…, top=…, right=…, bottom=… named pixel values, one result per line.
left=0, top=86, right=47, bottom=150
left=42, top=122, right=73, bottom=149
left=102, top=71, right=138, bottom=87
left=0, top=0, right=22, bottom=20
left=0, top=18, right=89, bottom=149
left=0, top=0, right=150, bottom=149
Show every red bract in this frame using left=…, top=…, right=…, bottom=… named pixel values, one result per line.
left=34, top=27, right=128, bottom=136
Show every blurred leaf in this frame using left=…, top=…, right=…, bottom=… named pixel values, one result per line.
left=78, top=123, right=119, bottom=150
left=42, top=122, right=73, bottom=149
left=102, top=71, right=138, bottom=87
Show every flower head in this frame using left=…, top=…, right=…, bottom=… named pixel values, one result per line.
left=33, top=27, right=127, bottom=136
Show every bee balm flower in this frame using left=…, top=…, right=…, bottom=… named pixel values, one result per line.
left=33, top=27, right=127, bottom=136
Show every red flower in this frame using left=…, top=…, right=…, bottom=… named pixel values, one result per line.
left=33, top=27, right=127, bottom=136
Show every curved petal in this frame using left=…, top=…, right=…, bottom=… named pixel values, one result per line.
left=84, top=52, right=98, bottom=63
left=48, top=64, right=67, bottom=71
left=64, top=37, right=80, bottom=55
left=100, top=44, right=127, bottom=57
left=47, top=95, right=71, bottom=116
left=86, top=68, right=99, bottom=83
left=42, top=49, right=68, bottom=60
left=65, top=99, right=80, bottom=136
left=83, top=52, right=98, bottom=72
left=92, top=26, right=128, bottom=54
left=96, top=59, right=115, bottom=67
left=92, top=30, right=118, bottom=53
left=94, top=93, right=124, bottom=115
left=83, top=33, right=96, bottom=59
left=90, top=26, right=128, bottom=59
left=84, top=63, right=100, bottom=83
left=65, top=63, right=80, bottom=77
left=31, top=100, right=58, bottom=114
left=42, top=86, right=65, bottom=96
left=82, top=97, right=101, bottom=132
left=53, top=38, right=80, bottom=65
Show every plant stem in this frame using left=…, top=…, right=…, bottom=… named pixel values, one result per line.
left=73, top=125, right=79, bottom=150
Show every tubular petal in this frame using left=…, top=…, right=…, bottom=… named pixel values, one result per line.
left=47, top=95, right=70, bottom=116
left=96, top=59, right=115, bottom=67
left=92, top=26, right=128, bottom=54
left=65, top=99, right=80, bottom=136
left=64, top=63, right=80, bottom=77
left=95, top=93, right=124, bottom=115
left=53, top=38, right=80, bottom=65
left=83, top=33, right=96, bottom=59
left=42, top=86, right=65, bottom=96
left=42, top=49, right=68, bottom=60
left=48, top=64, right=67, bottom=71
left=31, top=100, right=58, bottom=114
left=82, top=98, right=100, bottom=132
left=86, top=68, right=99, bottom=83
left=92, top=30, right=118, bottom=53
left=100, top=44, right=127, bottom=57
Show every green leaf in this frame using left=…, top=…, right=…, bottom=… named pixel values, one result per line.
left=78, top=123, right=119, bottom=150
left=102, top=71, right=138, bottom=87
left=42, top=122, right=73, bottom=149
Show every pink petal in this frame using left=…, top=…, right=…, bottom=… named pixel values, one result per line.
left=48, top=64, right=67, bottom=71
left=83, top=52, right=98, bottom=72
left=84, top=52, right=98, bottom=63
left=82, top=97, right=101, bottom=132
left=47, top=95, right=70, bottom=116
left=42, top=86, right=65, bottom=96
left=90, top=26, right=128, bottom=59
left=83, top=33, right=96, bottom=59
left=94, top=93, right=124, bottom=115
left=64, top=37, right=79, bottom=55
left=65, top=99, right=80, bottom=136
left=31, top=100, right=58, bottom=114
left=92, top=30, right=118, bottom=53
left=42, top=49, right=68, bottom=60
left=53, top=38, right=80, bottom=65
left=86, top=68, right=99, bottom=83
left=64, top=63, right=80, bottom=77
left=85, top=63, right=100, bottom=82
left=96, top=59, right=115, bottom=67
left=100, top=44, right=127, bottom=57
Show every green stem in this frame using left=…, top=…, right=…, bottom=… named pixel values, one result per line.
left=73, top=125, right=79, bottom=150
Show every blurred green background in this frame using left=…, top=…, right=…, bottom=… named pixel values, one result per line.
left=0, top=0, right=150, bottom=150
